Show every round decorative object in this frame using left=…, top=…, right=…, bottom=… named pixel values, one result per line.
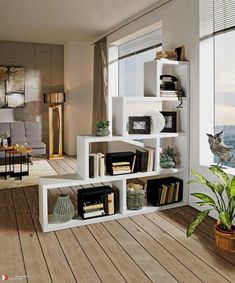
left=144, top=111, right=165, bottom=133
left=53, top=194, right=75, bottom=223
left=96, top=126, right=110, bottom=136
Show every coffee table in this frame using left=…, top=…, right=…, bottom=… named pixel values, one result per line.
left=6, top=147, right=32, bottom=180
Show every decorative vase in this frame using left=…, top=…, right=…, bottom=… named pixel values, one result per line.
left=53, top=194, right=75, bottom=223
left=214, top=223, right=235, bottom=252
left=2, top=138, right=8, bottom=147
left=160, top=158, right=176, bottom=169
left=96, top=126, right=110, bottom=136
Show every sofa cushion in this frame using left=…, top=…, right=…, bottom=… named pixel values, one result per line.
left=27, top=140, right=46, bottom=149
left=10, top=122, right=26, bottom=143
left=25, top=121, right=41, bottom=141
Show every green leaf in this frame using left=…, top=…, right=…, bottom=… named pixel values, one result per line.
left=191, top=193, right=215, bottom=206
left=191, top=170, right=207, bottom=184
left=228, top=176, right=235, bottom=198
left=209, top=166, right=230, bottom=186
left=196, top=201, right=215, bottom=207
left=219, top=211, right=232, bottom=230
left=211, top=183, right=224, bottom=194
left=186, top=210, right=211, bottom=237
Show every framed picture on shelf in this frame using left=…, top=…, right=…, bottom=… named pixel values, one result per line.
left=160, top=111, right=177, bottom=132
left=128, top=116, right=151, bottom=134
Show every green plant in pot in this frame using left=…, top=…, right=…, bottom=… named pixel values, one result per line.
left=160, top=146, right=179, bottom=169
left=187, top=165, right=235, bottom=252
left=96, top=119, right=110, bottom=136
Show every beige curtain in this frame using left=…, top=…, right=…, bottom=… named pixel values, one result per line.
left=92, top=37, right=108, bottom=153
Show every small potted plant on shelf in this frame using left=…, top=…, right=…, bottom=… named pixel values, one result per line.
left=95, top=119, right=110, bottom=136
left=187, top=165, right=235, bottom=252
left=160, top=146, right=179, bottom=168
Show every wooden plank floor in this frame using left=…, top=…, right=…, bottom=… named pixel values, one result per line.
left=0, top=156, right=234, bottom=283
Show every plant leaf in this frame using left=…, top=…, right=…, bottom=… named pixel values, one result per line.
left=209, top=166, right=230, bottom=186
left=195, top=201, right=215, bottom=207
left=211, top=183, right=224, bottom=194
left=219, top=211, right=232, bottom=231
left=228, top=176, right=235, bottom=198
left=191, top=170, right=207, bottom=184
left=191, top=193, right=215, bottom=206
left=186, top=210, right=211, bottom=237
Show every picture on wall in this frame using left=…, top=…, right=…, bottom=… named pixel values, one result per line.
left=0, top=66, right=25, bottom=108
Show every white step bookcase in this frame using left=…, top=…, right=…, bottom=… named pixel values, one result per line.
left=39, top=59, right=190, bottom=232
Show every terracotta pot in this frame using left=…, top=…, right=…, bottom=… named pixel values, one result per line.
left=214, top=223, right=235, bottom=252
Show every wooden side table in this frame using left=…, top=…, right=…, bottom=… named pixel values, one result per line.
left=0, top=145, right=13, bottom=179
left=6, top=148, right=32, bottom=180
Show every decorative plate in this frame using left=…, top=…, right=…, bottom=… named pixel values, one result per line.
left=144, top=111, right=165, bottom=133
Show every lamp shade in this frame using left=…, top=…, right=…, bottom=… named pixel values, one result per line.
left=43, top=92, right=65, bottom=104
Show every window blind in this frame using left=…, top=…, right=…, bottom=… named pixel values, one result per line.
left=119, top=28, right=162, bottom=59
left=200, top=0, right=235, bottom=39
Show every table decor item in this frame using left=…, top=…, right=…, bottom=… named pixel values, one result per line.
left=128, top=116, right=151, bottom=135
left=144, top=111, right=165, bottom=133
left=160, top=146, right=179, bottom=168
left=127, top=181, right=146, bottom=210
left=53, top=194, right=75, bottom=223
left=95, top=120, right=110, bottom=136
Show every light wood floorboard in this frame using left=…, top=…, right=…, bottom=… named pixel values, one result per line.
left=0, top=156, right=234, bottom=283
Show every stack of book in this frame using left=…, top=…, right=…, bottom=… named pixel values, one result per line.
left=89, top=153, right=105, bottom=178
left=160, top=90, right=179, bottom=97
left=157, top=182, right=180, bottom=205
left=155, top=51, right=177, bottom=60
left=112, top=159, right=136, bottom=175
left=83, top=200, right=105, bottom=219
left=136, top=147, right=155, bottom=172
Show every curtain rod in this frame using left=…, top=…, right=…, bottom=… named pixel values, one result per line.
left=91, top=0, right=173, bottom=45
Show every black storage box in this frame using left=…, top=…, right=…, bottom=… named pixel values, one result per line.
left=106, top=151, right=136, bottom=175
left=77, top=186, right=117, bottom=219
left=147, top=176, right=183, bottom=206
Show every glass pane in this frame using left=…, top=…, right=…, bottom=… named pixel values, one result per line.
left=215, top=29, right=235, bottom=167
left=119, top=47, right=161, bottom=97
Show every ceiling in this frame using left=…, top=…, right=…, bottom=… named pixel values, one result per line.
left=0, top=0, right=161, bottom=45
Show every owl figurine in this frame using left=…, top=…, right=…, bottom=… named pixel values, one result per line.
left=206, top=131, right=234, bottom=167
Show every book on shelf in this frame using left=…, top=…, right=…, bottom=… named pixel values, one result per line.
left=89, top=152, right=105, bottom=178
left=83, top=209, right=105, bottom=219
left=160, top=90, right=179, bottom=97
left=155, top=51, right=177, bottom=60
left=83, top=200, right=104, bottom=211
left=158, top=182, right=181, bottom=205
left=136, top=147, right=155, bottom=172
left=107, top=192, right=115, bottom=215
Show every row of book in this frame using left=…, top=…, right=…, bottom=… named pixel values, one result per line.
left=89, top=153, right=105, bottom=178
left=81, top=192, right=115, bottom=219
left=157, top=182, right=180, bottom=205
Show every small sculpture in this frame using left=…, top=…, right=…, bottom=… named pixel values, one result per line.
left=206, top=131, right=233, bottom=167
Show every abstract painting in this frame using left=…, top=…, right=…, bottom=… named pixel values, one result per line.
left=0, top=66, right=25, bottom=108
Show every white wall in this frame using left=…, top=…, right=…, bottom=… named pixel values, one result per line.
left=64, top=42, right=93, bottom=155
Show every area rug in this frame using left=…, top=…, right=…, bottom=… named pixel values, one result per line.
left=0, top=159, right=58, bottom=190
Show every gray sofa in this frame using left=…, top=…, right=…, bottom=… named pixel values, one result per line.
left=0, top=121, right=46, bottom=156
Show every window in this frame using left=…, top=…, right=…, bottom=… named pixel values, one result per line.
left=118, top=29, right=162, bottom=97
left=200, top=0, right=235, bottom=168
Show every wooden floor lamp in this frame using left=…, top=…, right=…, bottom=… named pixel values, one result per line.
left=44, top=92, right=65, bottom=160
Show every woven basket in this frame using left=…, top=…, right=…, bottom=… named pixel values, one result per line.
left=127, top=182, right=146, bottom=210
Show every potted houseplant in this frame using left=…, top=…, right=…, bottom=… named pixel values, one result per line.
left=187, top=165, right=235, bottom=252
left=95, top=119, right=110, bottom=136
left=160, top=146, right=179, bottom=168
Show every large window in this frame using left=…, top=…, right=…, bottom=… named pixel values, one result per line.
left=200, top=0, right=235, bottom=168
left=118, top=29, right=162, bottom=97
left=215, top=30, right=235, bottom=167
